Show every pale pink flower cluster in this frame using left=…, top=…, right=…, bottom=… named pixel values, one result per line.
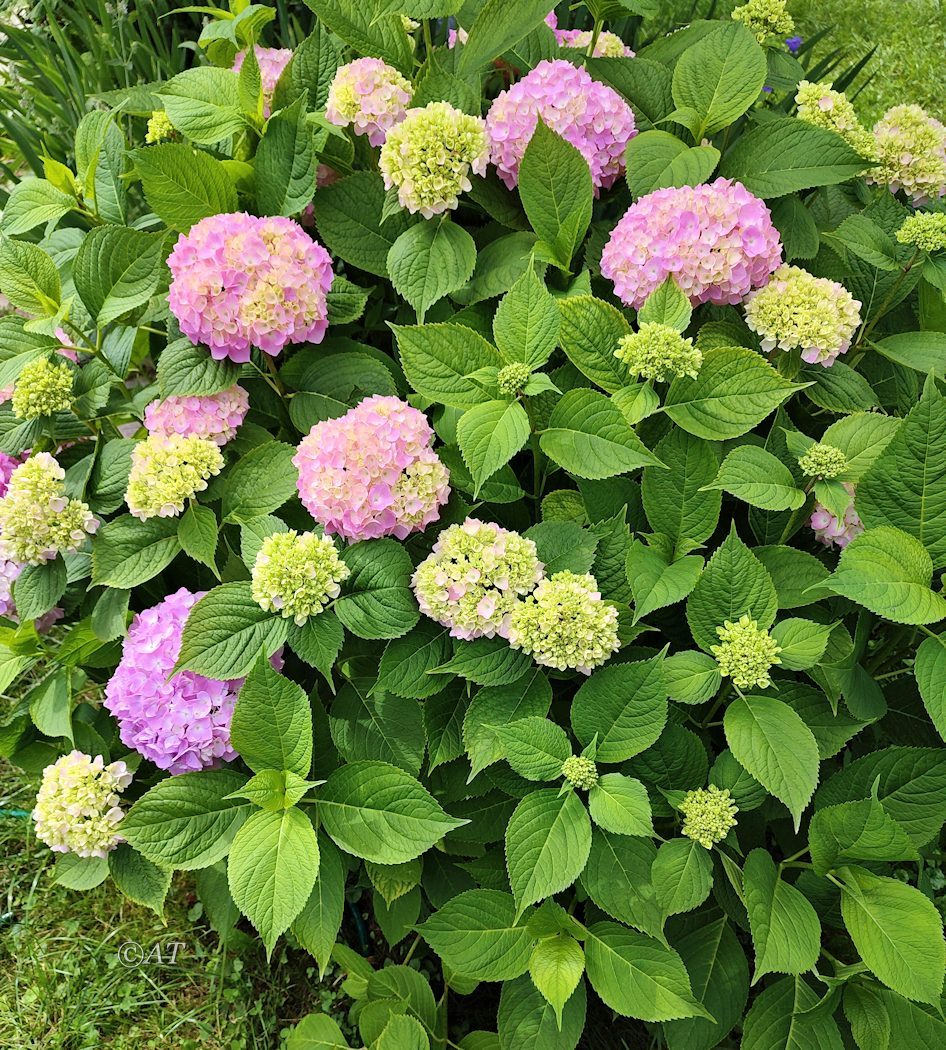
left=293, top=395, right=450, bottom=543
left=0, top=558, right=21, bottom=618
left=810, top=483, right=864, bottom=549
left=144, top=385, right=249, bottom=446
left=232, top=46, right=293, bottom=118
left=167, top=213, right=334, bottom=363
left=325, top=57, right=412, bottom=147
left=485, top=59, right=637, bottom=192
left=601, top=178, right=783, bottom=308
left=553, top=28, right=635, bottom=57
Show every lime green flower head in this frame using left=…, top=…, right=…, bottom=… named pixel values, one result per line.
left=869, top=104, right=946, bottom=205
left=897, top=212, right=946, bottom=253
left=680, top=785, right=738, bottom=849
left=615, top=323, right=702, bottom=382
left=562, top=755, right=598, bottom=790
left=794, top=81, right=875, bottom=158
left=251, top=530, right=350, bottom=626
left=497, top=362, right=531, bottom=396
left=799, top=442, right=848, bottom=479
left=125, top=433, right=223, bottom=521
left=12, top=357, right=73, bottom=419
left=145, top=110, right=175, bottom=145
left=710, top=613, right=782, bottom=690
left=731, top=0, right=794, bottom=44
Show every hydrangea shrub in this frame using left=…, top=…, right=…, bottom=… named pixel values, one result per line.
left=2, top=2, right=946, bottom=1046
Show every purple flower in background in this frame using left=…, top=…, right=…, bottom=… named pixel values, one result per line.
left=786, top=35, right=803, bottom=52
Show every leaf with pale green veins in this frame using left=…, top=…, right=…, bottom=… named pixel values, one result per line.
left=457, top=399, right=530, bottom=495
left=388, top=218, right=476, bottom=322
left=703, top=445, right=806, bottom=511
left=653, top=838, right=713, bottom=917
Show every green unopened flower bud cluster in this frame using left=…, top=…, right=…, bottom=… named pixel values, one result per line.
left=497, top=362, right=531, bottom=396
left=680, top=785, right=738, bottom=849
left=615, top=323, right=702, bottom=382
left=799, top=442, right=848, bottom=479
left=897, top=212, right=946, bottom=253
left=12, top=357, right=73, bottom=419
left=562, top=755, right=598, bottom=790
left=125, top=433, right=224, bottom=521
left=794, top=81, right=875, bottom=157
left=251, top=530, right=350, bottom=625
left=145, top=110, right=175, bottom=144
left=710, top=614, right=782, bottom=690
left=731, top=0, right=794, bottom=44
left=0, top=452, right=97, bottom=565
left=508, top=570, right=620, bottom=674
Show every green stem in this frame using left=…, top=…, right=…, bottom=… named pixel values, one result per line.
left=701, top=681, right=732, bottom=726
left=586, top=18, right=603, bottom=58
left=852, top=249, right=921, bottom=352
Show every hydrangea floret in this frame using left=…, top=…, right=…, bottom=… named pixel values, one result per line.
left=0, top=453, right=97, bottom=564
left=104, top=588, right=241, bottom=774
left=710, top=614, right=782, bottom=690
left=11, top=357, right=73, bottom=419
left=869, top=104, right=946, bottom=204
left=731, top=0, right=794, bottom=44
left=601, top=178, right=783, bottom=309
left=125, top=433, right=224, bottom=521
left=811, top=481, right=864, bottom=549
left=615, top=323, right=703, bottom=382
left=680, top=785, right=739, bottom=849
left=251, top=530, right=350, bottom=625
left=485, top=60, right=636, bottom=192
left=497, top=362, right=531, bottom=396
left=794, top=81, right=875, bottom=157
left=325, top=58, right=412, bottom=146
left=144, top=385, right=249, bottom=446
left=411, top=518, right=544, bottom=640
left=799, top=442, right=848, bottom=479
left=553, top=28, right=634, bottom=57
left=508, top=571, right=620, bottom=674
left=294, top=395, right=450, bottom=543
left=897, top=212, right=946, bottom=252
left=145, top=109, right=174, bottom=144
left=562, top=755, right=598, bottom=790
left=379, top=102, right=488, bottom=218
left=232, top=46, right=293, bottom=118
left=0, top=558, right=22, bottom=618
left=32, top=751, right=133, bottom=858
left=743, top=264, right=862, bottom=367
left=167, top=213, right=334, bottom=362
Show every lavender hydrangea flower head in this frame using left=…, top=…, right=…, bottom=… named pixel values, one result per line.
left=601, top=178, right=782, bottom=309
left=810, top=482, right=864, bottom=549
left=485, top=60, right=636, bottom=192
left=232, top=46, right=293, bottom=118
left=167, top=213, right=334, bottom=363
left=104, top=588, right=241, bottom=774
left=294, top=395, right=450, bottom=543
left=144, top=385, right=249, bottom=446
left=325, top=57, right=412, bottom=146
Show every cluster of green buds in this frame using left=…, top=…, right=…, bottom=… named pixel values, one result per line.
left=799, top=442, right=848, bottom=480
left=680, top=785, right=739, bottom=849
left=710, top=614, right=782, bottom=690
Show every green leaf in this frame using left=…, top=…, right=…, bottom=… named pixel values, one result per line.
left=159, top=67, right=244, bottom=143
left=839, top=866, right=946, bottom=1005
left=1, top=177, right=75, bottom=236
left=373, top=1015, right=429, bottom=1050
left=819, top=411, right=900, bottom=482
left=809, top=798, right=919, bottom=876
left=718, top=117, right=871, bottom=198
left=671, top=22, right=766, bottom=138
left=586, top=56, right=672, bottom=132
left=497, top=973, right=586, bottom=1050
left=317, top=760, right=466, bottom=864
left=754, top=546, right=832, bottom=609
left=292, top=834, right=346, bottom=978
left=29, top=669, right=72, bottom=740
left=556, top=295, right=632, bottom=393
left=741, top=976, right=843, bottom=1049
left=437, top=635, right=533, bottom=687
left=13, top=558, right=67, bottom=622
left=377, top=621, right=453, bottom=700
left=255, top=94, right=317, bottom=217
left=290, top=611, right=344, bottom=686
left=540, top=387, right=662, bottom=479
left=686, top=529, right=777, bottom=653
left=585, top=920, right=712, bottom=1022
left=73, top=225, right=169, bottom=327
left=825, top=526, right=946, bottom=625
left=91, top=515, right=181, bottom=588
left=494, top=717, right=570, bottom=781
left=393, top=322, right=505, bottom=408
left=54, top=854, right=109, bottom=890
left=743, top=848, right=821, bottom=981
left=663, top=651, right=722, bottom=705
left=525, top=521, right=598, bottom=575
left=627, top=542, right=703, bottom=624
left=704, top=446, right=805, bottom=511
left=872, top=331, right=946, bottom=375
left=0, top=237, right=60, bottom=315
left=463, top=669, right=551, bottom=778
left=505, top=788, right=592, bottom=917
left=493, top=268, right=559, bottom=368
left=304, top=0, right=413, bottom=75
left=588, top=773, right=653, bottom=836
left=222, top=442, right=298, bottom=523
left=642, top=429, right=721, bottom=546
left=625, top=130, right=719, bottom=198
left=663, top=346, right=802, bottom=440
left=457, top=0, right=556, bottom=75
left=122, top=768, right=251, bottom=869
left=638, top=277, right=693, bottom=332
left=329, top=677, right=425, bottom=775
left=581, top=829, right=662, bottom=938
left=108, top=844, right=172, bottom=918
left=288, top=1013, right=352, bottom=1050
left=529, top=935, right=585, bottom=1027
left=231, top=653, right=313, bottom=777
left=388, top=218, right=477, bottom=322
left=418, top=889, right=534, bottom=981
left=518, top=120, right=593, bottom=270
left=724, top=694, right=820, bottom=829
left=653, top=837, right=712, bottom=916
left=336, top=539, right=419, bottom=640
left=571, top=655, right=668, bottom=762
left=915, top=633, right=946, bottom=742
left=175, top=581, right=290, bottom=680
left=178, top=502, right=218, bottom=575
left=770, top=618, right=833, bottom=671
left=228, top=806, right=319, bottom=956
left=457, top=399, right=530, bottom=494
left=157, top=338, right=242, bottom=396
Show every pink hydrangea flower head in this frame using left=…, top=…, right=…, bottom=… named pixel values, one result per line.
left=0, top=451, right=20, bottom=498
left=232, top=46, right=293, bottom=118
left=485, top=60, right=636, bottom=192
left=104, top=588, right=242, bottom=774
left=54, top=326, right=80, bottom=363
left=601, top=178, right=783, bottom=308
left=167, top=213, right=334, bottom=362
left=0, top=558, right=22, bottom=618
left=325, top=57, right=412, bottom=147
left=144, top=384, right=249, bottom=446
left=810, top=482, right=864, bottom=549
left=553, top=28, right=635, bottom=57
left=294, top=394, right=450, bottom=542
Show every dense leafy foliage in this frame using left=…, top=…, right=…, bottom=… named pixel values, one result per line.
left=4, top=2, right=946, bottom=1047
